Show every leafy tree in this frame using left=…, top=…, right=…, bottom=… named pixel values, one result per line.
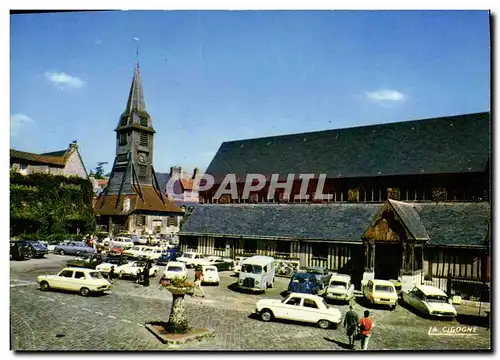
left=93, top=162, right=108, bottom=179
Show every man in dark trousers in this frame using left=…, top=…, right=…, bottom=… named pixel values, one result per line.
left=142, top=260, right=151, bottom=287
left=108, top=265, right=116, bottom=284
left=343, top=305, right=359, bottom=347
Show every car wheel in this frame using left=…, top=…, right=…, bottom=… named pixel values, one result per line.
left=318, top=319, right=331, bottom=329
left=40, top=281, right=50, bottom=291
left=59, top=250, right=65, bottom=255
left=215, top=282, right=219, bottom=286
left=260, top=309, right=274, bottom=322
left=391, top=305, right=397, bottom=311
left=80, top=287, right=90, bottom=297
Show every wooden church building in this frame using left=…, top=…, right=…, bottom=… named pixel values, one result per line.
left=94, top=61, right=184, bottom=235
left=179, top=112, right=491, bottom=299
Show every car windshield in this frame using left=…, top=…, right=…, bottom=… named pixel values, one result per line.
left=330, top=281, right=347, bottom=288
left=241, top=264, right=262, bottom=274
left=307, top=269, right=323, bottom=275
left=292, top=276, right=311, bottom=283
left=375, top=285, right=395, bottom=292
left=107, top=258, right=123, bottom=265
left=183, top=253, right=195, bottom=259
left=167, top=266, right=183, bottom=272
left=426, top=295, right=449, bottom=303
left=131, top=246, right=141, bottom=250
left=31, top=242, right=45, bottom=249
left=135, top=262, right=145, bottom=267
left=89, top=272, right=103, bottom=279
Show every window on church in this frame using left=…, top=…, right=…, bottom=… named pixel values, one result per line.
left=140, top=132, right=148, bottom=147
left=138, top=165, right=147, bottom=178
left=119, top=133, right=127, bottom=145
left=140, top=117, right=148, bottom=127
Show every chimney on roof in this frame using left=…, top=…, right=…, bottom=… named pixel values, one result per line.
left=192, top=167, right=200, bottom=179
left=170, top=166, right=182, bottom=177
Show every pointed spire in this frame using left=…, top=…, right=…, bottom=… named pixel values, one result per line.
left=124, top=61, right=146, bottom=114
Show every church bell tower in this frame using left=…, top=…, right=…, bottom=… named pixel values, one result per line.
left=106, top=61, right=156, bottom=195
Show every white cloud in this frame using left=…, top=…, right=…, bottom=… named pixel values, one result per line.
left=45, top=72, right=84, bottom=89
left=10, top=113, right=33, bottom=136
left=366, top=89, right=405, bottom=102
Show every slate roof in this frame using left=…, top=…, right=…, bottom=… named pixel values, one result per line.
left=389, top=200, right=429, bottom=240
left=414, top=202, right=490, bottom=247
left=180, top=201, right=490, bottom=247
left=10, top=149, right=66, bottom=166
left=206, top=112, right=490, bottom=182
left=180, top=203, right=381, bottom=242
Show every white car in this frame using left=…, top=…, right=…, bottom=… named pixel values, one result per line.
left=119, top=261, right=159, bottom=278
left=37, top=267, right=111, bottom=297
left=363, top=279, right=399, bottom=309
left=109, top=237, right=134, bottom=250
left=100, top=237, right=112, bottom=246
left=95, top=257, right=130, bottom=273
left=141, top=247, right=168, bottom=261
left=324, top=274, right=355, bottom=302
left=122, top=245, right=148, bottom=258
left=202, top=265, right=220, bottom=285
left=401, top=285, right=458, bottom=318
left=233, top=256, right=247, bottom=274
left=177, top=252, right=205, bottom=268
left=162, top=261, right=188, bottom=280
left=256, top=293, right=342, bottom=329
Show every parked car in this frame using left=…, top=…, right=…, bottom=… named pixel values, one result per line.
left=177, top=252, right=205, bottom=268
left=122, top=245, right=148, bottom=259
left=119, top=261, right=159, bottom=278
left=202, top=265, right=220, bottom=285
left=233, top=256, right=247, bottom=275
left=288, top=273, right=322, bottom=295
left=255, top=292, right=342, bottom=329
left=54, top=241, right=96, bottom=256
left=238, top=256, right=275, bottom=293
left=304, top=266, right=332, bottom=289
left=401, top=285, right=458, bottom=318
left=109, top=237, right=134, bottom=250
left=96, top=256, right=130, bottom=274
left=66, top=254, right=104, bottom=269
left=203, top=256, right=234, bottom=271
left=156, top=251, right=180, bottom=266
left=390, top=279, right=403, bottom=296
left=140, top=247, right=168, bottom=261
left=324, top=274, right=355, bottom=302
left=363, top=279, right=398, bottom=310
left=17, top=240, right=48, bottom=258
left=37, top=267, right=111, bottom=296
left=162, top=261, right=188, bottom=281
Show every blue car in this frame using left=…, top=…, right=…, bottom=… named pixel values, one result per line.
left=156, top=249, right=180, bottom=265
left=288, top=273, right=322, bottom=295
left=54, top=241, right=96, bottom=256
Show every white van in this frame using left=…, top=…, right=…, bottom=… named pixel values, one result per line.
left=238, top=256, right=275, bottom=293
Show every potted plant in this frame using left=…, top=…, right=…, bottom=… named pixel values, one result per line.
left=159, top=276, right=195, bottom=334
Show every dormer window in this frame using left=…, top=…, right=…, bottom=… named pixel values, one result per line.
left=140, top=117, right=148, bottom=127
left=119, top=133, right=127, bottom=145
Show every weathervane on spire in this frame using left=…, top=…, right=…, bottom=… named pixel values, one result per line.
left=133, top=37, right=140, bottom=63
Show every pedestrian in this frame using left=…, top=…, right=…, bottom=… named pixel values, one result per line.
left=359, top=310, right=374, bottom=351
left=109, top=265, right=116, bottom=284
left=194, top=266, right=205, bottom=298
left=343, top=305, right=359, bottom=347
left=142, top=260, right=151, bottom=287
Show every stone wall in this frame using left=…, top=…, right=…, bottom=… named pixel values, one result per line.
left=63, top=150, right=88, bottom=179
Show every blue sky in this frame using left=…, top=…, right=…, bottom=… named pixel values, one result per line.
left=10, top=10, right=490, bottom=176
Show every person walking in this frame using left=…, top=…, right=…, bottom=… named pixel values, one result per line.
left=194, top=266, right=205, bottom=298
left=359, top=310, right=374, bottom=350
left=108, top=265, right=116, bottom=284
left=343, top=305, right=359, bottom=347
left=142, top=261, right=151, bottom=287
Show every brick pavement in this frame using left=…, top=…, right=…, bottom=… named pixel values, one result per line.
left=10, top=255, right=491, bottom=351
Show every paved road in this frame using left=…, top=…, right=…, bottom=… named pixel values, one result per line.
left=10, top=255, right=491, bottom=351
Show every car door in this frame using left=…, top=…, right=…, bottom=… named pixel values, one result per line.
left=406, top=288, right=422, bottom=311
left=72, top=270, right=87, bottom=291
left=299, top=298, right=321, bottom=323
left=281, top=296, right=303, bottom=321
left=54, top=269, right=74, bottom=290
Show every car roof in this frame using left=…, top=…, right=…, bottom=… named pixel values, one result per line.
left=203, top=265, right=218, bottom=270
left=288, top=292, right=323, bottom=300
left=306, top=266, right=325, bottom=270
left=242, top=256, right=274, bottom=266
left=372, top=279, right=395, bottom=286
left=61, top=267, right=91, bottom=272
left=166, top=261, right=185, bottom=267
left=293, top=272, right=316, bottom=278
left=416, top=285, right=448, bottom=296
left=330, top=274, right=351, bottom=280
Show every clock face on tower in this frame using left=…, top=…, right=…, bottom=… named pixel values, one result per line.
left=138, top=153, right=147, bottom=164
